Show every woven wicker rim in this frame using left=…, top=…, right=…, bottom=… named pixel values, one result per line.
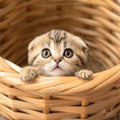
left=0, top=57, right=119, bottom=95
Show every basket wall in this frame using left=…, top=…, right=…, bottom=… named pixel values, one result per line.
left=0, top=0, right=120, bottom=120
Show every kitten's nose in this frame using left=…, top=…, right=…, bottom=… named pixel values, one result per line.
left=54, top=58, right=62, bottom=64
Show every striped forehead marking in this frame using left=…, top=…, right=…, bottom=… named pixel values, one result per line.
left=48, top=30, right=67, bottom=43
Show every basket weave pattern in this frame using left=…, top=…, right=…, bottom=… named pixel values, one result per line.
left=0, top=0, right=120, bottom=120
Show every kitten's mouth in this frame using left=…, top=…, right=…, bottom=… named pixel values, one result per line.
left=53, top=65, right=63, bottom=71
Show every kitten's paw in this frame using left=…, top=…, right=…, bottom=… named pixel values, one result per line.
left=20, top=66, right=37, bottom=81
left=75, top=70, right=93, bottom=80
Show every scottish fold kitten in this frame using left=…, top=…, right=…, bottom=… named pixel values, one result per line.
left=20, top=30, right=93, bottom=81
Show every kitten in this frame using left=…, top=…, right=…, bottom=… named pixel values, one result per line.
left=20, top=30, right=93, bottom=81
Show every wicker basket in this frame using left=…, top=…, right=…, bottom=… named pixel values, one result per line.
left=0, top=0, right=120, bottom=120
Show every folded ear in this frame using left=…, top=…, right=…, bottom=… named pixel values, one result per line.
left=71, top=35, right=89, bottom=66
left=73, top=36, right=89, bottom=54
left=28, top=36, right=41, bottom=53
left=81, top=42, right=89, bottom=55
left=28, top=40, right=35, bottom=53
left=27, top=36, right=42, bottom=65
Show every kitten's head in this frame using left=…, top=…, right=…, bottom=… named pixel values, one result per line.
left=28, top=30, right=88, bottom=76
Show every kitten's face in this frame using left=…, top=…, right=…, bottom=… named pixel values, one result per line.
left=28, top=30, right=88, bottom=76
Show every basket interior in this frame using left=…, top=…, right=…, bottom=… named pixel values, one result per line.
left=0, top=0, right=120, bottom=72
left=0, top=1, right=120, bottom=120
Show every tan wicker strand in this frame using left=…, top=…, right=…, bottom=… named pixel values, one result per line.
left=0, top=0, right=120, bottom=120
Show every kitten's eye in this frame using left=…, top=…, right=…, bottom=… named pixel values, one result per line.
left=42, top=48, right=51, bottom=58
left=64, top=48, right=73, bottom=58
